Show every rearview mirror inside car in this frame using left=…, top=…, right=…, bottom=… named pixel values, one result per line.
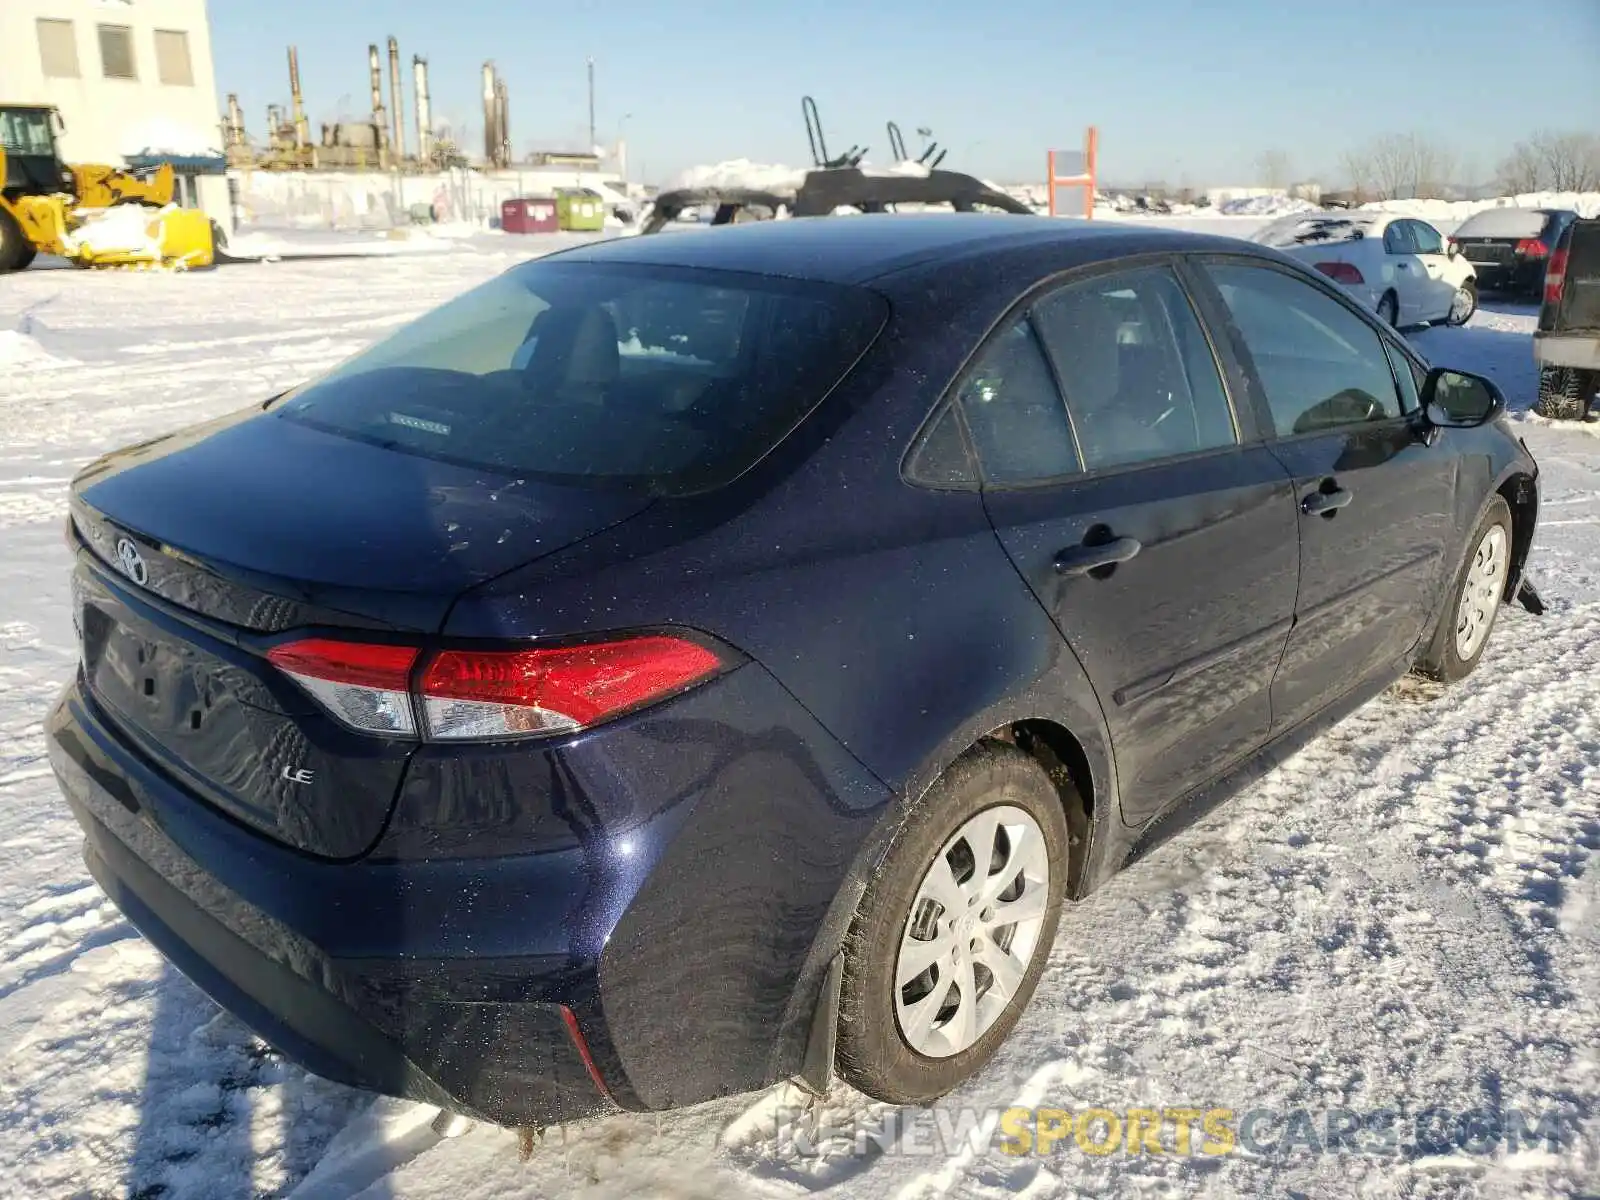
left=1423, top=367, right=1505, bottom=428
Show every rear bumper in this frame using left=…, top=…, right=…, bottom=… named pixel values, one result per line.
left=1467, top=259, right=1544, bottom=293
left=48, top=662, right=890, bottom=1125
left=51, top=684, right=608, bottom=1126
left=1534, top=331, right=1600, bottom=371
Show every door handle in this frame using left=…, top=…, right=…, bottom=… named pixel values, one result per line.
left=1301, top=488, right=1353, bottom=516
left=1054, top=536, right=1142, bottom=577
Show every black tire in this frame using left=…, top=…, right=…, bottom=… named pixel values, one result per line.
left=1377, top=291, right=1399, bottom=327
left=1445, top=279, right=1477, bottom=326
left=835, top=742, right=1070, bottom=1104
left=0, top=207, right=36, bottom=273
left=1415, top=496, right=1513, bottom=683
left=1535, top=366, right=1595, bottom=421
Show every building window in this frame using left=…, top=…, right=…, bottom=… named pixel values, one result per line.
left=154, top=30, right=194, bottom=86
left=37, top=19, right=81, bottom=79
left=98, top=24, right=137, bottom=80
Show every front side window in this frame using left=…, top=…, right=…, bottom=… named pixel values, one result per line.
left=0, top=110, right=55, bottom=156
left=1032, top=266, right=1236, bottom=470
left=1409, top=221, right=1446, bottom=255
left=955, top=318, right=1079, bottom=484
left=1204, top=262, right=1402, bottom=437
left=275, top=262, right=886, bottom=495
left=1384, top=341, right=1425, bottom=412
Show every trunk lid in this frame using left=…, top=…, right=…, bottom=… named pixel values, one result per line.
left=70, top=407, right=652, bottom=858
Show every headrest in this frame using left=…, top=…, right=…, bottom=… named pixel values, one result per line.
left=526, top=306, right=620, bottom=388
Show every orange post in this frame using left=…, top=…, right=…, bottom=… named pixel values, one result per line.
left=1046, top=126, right=1098, bottom=219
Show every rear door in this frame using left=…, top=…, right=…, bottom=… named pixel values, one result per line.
left=961, top=262, right=1299, bottom=824
left=1193, top=258, right=1457, bottom=732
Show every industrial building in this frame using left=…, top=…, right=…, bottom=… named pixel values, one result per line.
left=0, top=0, right=232, bottom=234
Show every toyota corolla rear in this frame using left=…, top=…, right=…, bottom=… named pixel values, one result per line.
left=47, top=252, right=893, bottom=1125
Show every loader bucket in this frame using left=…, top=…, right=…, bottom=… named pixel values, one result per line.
left=67, top=205, right=214, bottom=269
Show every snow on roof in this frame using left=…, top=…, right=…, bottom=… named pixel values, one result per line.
left=119, top=119, right=222, bottom=159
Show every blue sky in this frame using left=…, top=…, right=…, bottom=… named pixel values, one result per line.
left=211, top=0, right=1600, bottom=186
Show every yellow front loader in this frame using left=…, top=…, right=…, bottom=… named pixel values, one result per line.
left=0, top=104, right=214, bottom=272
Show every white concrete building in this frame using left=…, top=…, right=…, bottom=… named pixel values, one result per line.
left=0, top=0, right=232, bottom=233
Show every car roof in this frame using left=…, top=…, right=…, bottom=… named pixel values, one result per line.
left=539, top=213, right=1264, bottom=285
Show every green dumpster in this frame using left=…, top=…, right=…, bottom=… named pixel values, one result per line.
left=555, top=188, right=606, bottom=232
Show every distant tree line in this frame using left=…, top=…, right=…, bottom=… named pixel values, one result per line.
left=1321, top=128, right=1599, bottom=201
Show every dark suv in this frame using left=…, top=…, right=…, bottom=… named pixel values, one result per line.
left=48, top=216, right=1540, bottom=1128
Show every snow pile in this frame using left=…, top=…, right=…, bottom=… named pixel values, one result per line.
left=667, top=160, right=807, bottom=194
left=119, top=119, right=221, bottom=158
left=1365, top=191, right=1600, bottom=221
left=62, top=205, right=166, bottom=262
left=1217, top=194, right=1320, bottom=217
left=0, top=330, right=72, bottom=373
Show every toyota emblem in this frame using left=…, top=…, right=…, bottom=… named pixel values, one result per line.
left=114, top=537, right=149, bottom=586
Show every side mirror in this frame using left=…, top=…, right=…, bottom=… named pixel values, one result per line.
left=1446, top=240, right=1460, bottom=259
left=1423, top=367, right=1505, bottom=429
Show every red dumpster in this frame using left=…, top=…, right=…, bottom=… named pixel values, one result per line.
left=500, top=196, right=561, bottom=234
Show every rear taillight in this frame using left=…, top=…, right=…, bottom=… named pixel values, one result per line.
left=1315, top=261, right=1365, bottom=285
left=268, top=633, right=726, bottom=740
left=1515, top=238, right=1549, bottom=258
left=267, top=639, right=420, bottom=736
left=1544, top=247, right=1568, bottom=308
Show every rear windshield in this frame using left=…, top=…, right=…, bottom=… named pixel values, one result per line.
left=275, top=259, right=888, bottom=494
left=1453, top=209, right=1553, bottom=239
left=1252, top=214, right=1375, bottom=248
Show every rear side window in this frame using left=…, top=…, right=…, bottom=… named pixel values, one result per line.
left=956, top=319, right=1079, bottom=484
left=1204, top=262, right=1402, bottom=437
left=1382, top=223, right=1417, bottom=254
left=1032, top=267, right=1236, bottom=470
left=276, top=262, right=887, bottom=495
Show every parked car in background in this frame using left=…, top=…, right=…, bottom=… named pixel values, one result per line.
left=1450, top=208, right=1578, bottom=299
left=48, top=216, right=1540, bottom=1129
left=1534, top=215, right=1599, bottom=420
left=1251, top=211, right=1478, bottom=328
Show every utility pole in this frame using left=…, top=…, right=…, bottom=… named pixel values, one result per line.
left=586, top=57, right=596, bottom=151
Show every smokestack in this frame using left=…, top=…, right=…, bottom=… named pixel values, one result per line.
left=495, top=77, right=510, bottom=167
left=413, top=56, right=433, bottom=167
left=369, top=44, right=389, bottom=165
left=287, top=46, right=308, bottom=149
left=387, top=36, right=404, bottom=162
left=482, top=62, right=498, bottom=166
left=226, top=93, right=245, bottom=147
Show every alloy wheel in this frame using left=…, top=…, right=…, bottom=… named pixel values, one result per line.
left=1454, top=524, right=1507, bottom=660
left=894, top=804, right=1051, bottom=1059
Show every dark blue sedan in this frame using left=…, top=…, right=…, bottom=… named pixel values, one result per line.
left=48, top=214, right=1540, bottom=1124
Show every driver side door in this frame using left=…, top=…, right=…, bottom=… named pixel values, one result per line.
left=1194, top=258, right=1457, bottom=732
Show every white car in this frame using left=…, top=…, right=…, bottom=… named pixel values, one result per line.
left=1250, top=211, right=1478, bottom=328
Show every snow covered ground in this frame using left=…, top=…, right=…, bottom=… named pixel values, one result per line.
left=0, top=222, right=1596, bottom=1199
